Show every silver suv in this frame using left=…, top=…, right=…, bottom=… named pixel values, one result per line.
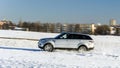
left=38, top=32, right=94, bottom=52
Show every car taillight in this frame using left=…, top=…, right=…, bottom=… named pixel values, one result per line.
left=89, top=40, right=94, bottom=43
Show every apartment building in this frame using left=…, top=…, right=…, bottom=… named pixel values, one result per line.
left=109, top=19, right=120, bottom=35
left=0, top=21, right=7, bottom=29
left=54, top=23, right=95, bottom=34
left=54, top=23, right=62, bottom=33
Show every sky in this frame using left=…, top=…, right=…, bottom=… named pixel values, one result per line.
left=0, top=0, right=120, bottom=24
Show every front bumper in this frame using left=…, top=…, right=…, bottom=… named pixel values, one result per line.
left=38, top=41, right=44, bottom=49
left=38, top=44, right=43, bottom=49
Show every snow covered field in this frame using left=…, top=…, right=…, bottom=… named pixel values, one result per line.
left=0, top=30, right=120, bottom=68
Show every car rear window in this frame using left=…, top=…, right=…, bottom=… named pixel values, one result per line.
left=79, top=35, right=92, bottom=40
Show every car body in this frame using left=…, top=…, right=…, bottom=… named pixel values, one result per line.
left=38, top=32, right=94, bottom=52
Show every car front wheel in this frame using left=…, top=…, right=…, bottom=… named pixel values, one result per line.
left=43, top=44, right=54, bottom=52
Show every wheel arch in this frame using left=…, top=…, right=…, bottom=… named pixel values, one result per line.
left=78, top=45, right=88, bottom=50
left=43, top=43, right=54, bottom=48
left=43, top=43, right=54, bottom=52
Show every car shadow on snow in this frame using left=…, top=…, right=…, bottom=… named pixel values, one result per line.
left=0, top=46, right=42, bottom=52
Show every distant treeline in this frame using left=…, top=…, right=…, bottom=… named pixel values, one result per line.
left=2, top=21, right=84, bottom=33
left=2, top=21, right=55, bottom=32
left=2, top=21, right=111, bottom=35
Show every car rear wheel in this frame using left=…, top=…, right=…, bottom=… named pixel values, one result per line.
left=43, top=44, right=54, bottom=52
left=78, top=46, right=87, bottom=53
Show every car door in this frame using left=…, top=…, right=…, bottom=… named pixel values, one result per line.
left=67, top=34, right=81, bottom=48
left=54, top=33, right=68, bottom=48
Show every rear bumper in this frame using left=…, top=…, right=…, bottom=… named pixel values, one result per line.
left=88, top=47, right=94, bottom=51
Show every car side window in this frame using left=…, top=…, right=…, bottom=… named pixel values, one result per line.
left=60, top=33, right=68, bottom=39
left=56, top=33, right=92, bottom=40
left=83, top=35, right=92, bottom=40
left=67, top=34, right=79, bottom=39
left=74, top=34, right=80, bottom=39
left=79, top=35, right=92, bottom=40
left=67, top=34, right=72, bottom=39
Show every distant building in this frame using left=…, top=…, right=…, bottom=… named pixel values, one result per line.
left=0, top=21, right=7, bottom=29
left=67, top=24, right=76, bottom=32
left=46, top=23, right=55, bottom=33
left=54, top=23, right=95, bottom=34
left=61, top=24, right=69, bottom=32
left=109, top=26, right=116, bottom=34
left=109, top=19, right=120, bottom=35
left=110, top=19, right=116, bottom=26
left=91, top=24, right=95, bottom=34
left=14, top=27, right=29, bottom=31
left=116, top=26, right=120, bottom=35
left=79, top=24, right=95, bottom=34
left=54, top=23, right=62, bottom=33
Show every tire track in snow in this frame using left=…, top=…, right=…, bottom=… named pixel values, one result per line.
left=0, top=37, right=39, bottom=41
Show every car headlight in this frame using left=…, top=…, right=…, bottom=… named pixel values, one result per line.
left=40, top=39, right=46, bottom=43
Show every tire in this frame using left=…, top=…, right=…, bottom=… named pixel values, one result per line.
left=78, top=46, right=87, bottom=53
left=43, top=44, right=54, bottom=52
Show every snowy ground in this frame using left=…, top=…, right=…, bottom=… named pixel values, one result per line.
left=0, top=30, right=120, bottom=68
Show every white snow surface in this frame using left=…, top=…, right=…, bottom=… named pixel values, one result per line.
left=0, top=30, right=120, bottom=68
